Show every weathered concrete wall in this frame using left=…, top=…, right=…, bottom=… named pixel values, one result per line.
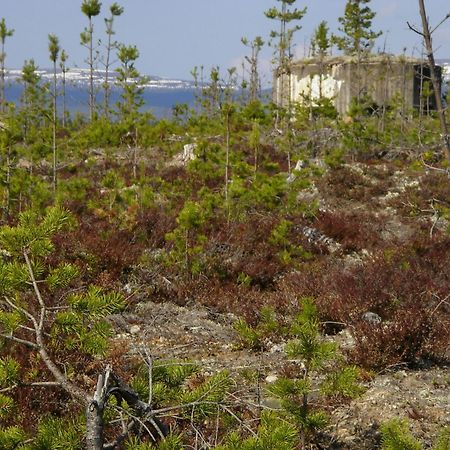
left=274, top=56, right=439, bottom=115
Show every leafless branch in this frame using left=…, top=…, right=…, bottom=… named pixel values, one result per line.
left=431, top=293, right=450, bottom=315
left=28, top=381, right=63, bottom=387
left=221, top=404, right=258, bottom=437
left=421, top=158, right=450, bottom=177
left=23, top=250, right=46, bottom=331
left=0, top=384, right=17, bottom=393
left=430, top=13, right=450, bottom=34
left=0, top=333, right=38, bottom=349
left=406, top=21, right=424, bottom=37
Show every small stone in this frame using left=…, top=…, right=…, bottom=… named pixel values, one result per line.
left=269, top=343, right=284, bottom=353
left=129, top=325, right=141, bottom=334
left=265, top=373, right=278, bottom=384
left=362, top=311, right=382, bottom=325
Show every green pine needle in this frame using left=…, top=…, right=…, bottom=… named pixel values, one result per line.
left=380, top=419, right=423, bottom=450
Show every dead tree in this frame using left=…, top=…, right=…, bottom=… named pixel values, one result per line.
left=408, top=3, right=450, bottom=161
left=86, top=366, right=167, bottom=450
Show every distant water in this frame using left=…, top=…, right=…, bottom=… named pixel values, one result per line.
left=5, top=82, right=197, bottom=119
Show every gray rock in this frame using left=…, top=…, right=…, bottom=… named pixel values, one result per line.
left=362, top=312, right=382, bottom=325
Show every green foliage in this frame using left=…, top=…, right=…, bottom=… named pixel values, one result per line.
left=340, top=111, right=379, bottom=156
left=321, top=365, right=364, bottom=399
left=218, top=410, right=298, bottom=450
left=240, top=100, right=270, bottom=124
left=380, top=419, right=423, bottom=450
left=181, top=370, right=232, bottom=418
left=165, top=198, right=213, bottom=274
left=125, top=434, right=183, bottom=450
left=0, top=426, right=26, bottom=450
left=32, top=415, right=84, bottom=450
left=234, top=306, right=284, bottom=350
left=268, top=376, right=310, bottom=400
left=0, top=310, right=25, bottom=334
left=46, top=263, right=79, bottom=290
left=48, top=34, right=60, bottom=63
left=115, top=44, right=148, bottom=125
left=270, top=219, right=311, bottom=264
left=81, top=0, right=101, bottom=19
left=287, top=317, right=337, bottom=372
left=228, top=172, right=288, bottom=216
left=434, top=427, right=450, bottom=450
left=131, top=360, right=200, bottom=405
left=324, top=147, right=345, bottom=169
left=0, top=356, right=20, bottom=387
left=333, top=0, right=382, bottom=55
left=53, top=287, right=125, bottom=355
left=233, top=318, right=262, bottom=349
left=265, top=1, right=306, bottom=68
left=0, top=18, right=14, bottom=44
left=131, top=361, right=232, bottom=435
left=109, top=2, right=124, bottom=17
left=311, top=21, right=331, bottom=58
left=262, top=298, right=362, bottom=446
left=233, top=298, right=362, bottom=447
left=68, top=285, right=125, bottom=317
left=0, top=206, right=74, bottom=257
left=379, top=421, right=450, bottom=450
left=0, top=393, right=15, bottom=419
left=56, top=176, right=91, bottom=205
left=241, top=37, right=265, bottom=103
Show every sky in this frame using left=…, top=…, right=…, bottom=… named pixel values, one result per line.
left=1, top=0, right=450, bottom=83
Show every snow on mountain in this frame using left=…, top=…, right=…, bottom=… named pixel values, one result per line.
left=5, top=68, right=196, bottom=90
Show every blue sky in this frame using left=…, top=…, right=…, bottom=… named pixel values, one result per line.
left=2, top=0, right=450, bottom=81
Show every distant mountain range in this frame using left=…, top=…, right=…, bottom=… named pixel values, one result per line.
left=4, top=68, right=199, bottom=118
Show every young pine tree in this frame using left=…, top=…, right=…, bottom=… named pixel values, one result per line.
left=241, top=36, right=265, bottom=103
left=311, top=21, right=331, bottom=100
left=81, top=0, right=102, bottom=121
left=334, top=0, right=381, bottom=57
left=0, top=18, right=14, bottom=113
left=102, top=2, right=124, bottom=118
left=115, top=44, right=146, bottom=122
left=48, top=34, right=60, bottom=195
left=266, top=0, right=306, bottom=174
left=59, top=49, right=69, bottom=127
left=333, top=0, right=382, bottom=102
left=265, top=0, right=306, bottom=108
left=268, top=298, right=362, bottom=449
left=20, top=59, right=48, bottom=147
left=0, top=111, right=20, bottom=223
left=0, top=207, right=157, bottom=449
left=115, top=43, right=148, bottom=178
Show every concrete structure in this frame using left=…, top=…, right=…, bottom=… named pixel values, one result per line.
left=273, top=55, right=442, bottom=115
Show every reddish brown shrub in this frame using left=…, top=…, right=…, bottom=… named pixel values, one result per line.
left=350, top=307, right=450, bottom=369
left=315, top=209, right=385, bottom=252
left=277, top=233, right=450, bottom=368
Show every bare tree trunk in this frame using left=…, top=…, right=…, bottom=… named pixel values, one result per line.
left=85, top=367, right=166, bottom=450
left=52, top=60, right=57, bottom=195
left=225, top=110, right=230, bottom=202
left=418, top=0, right=450, bottom=160
left=2, top=143, right=11, bottom=223
left=88, top=18, right=95, bottom=122
left=62, top=65, right=67, bottom=128
left=85, top=371, right=108, bottom=450
left=0, top=41, right=5, bottom=113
